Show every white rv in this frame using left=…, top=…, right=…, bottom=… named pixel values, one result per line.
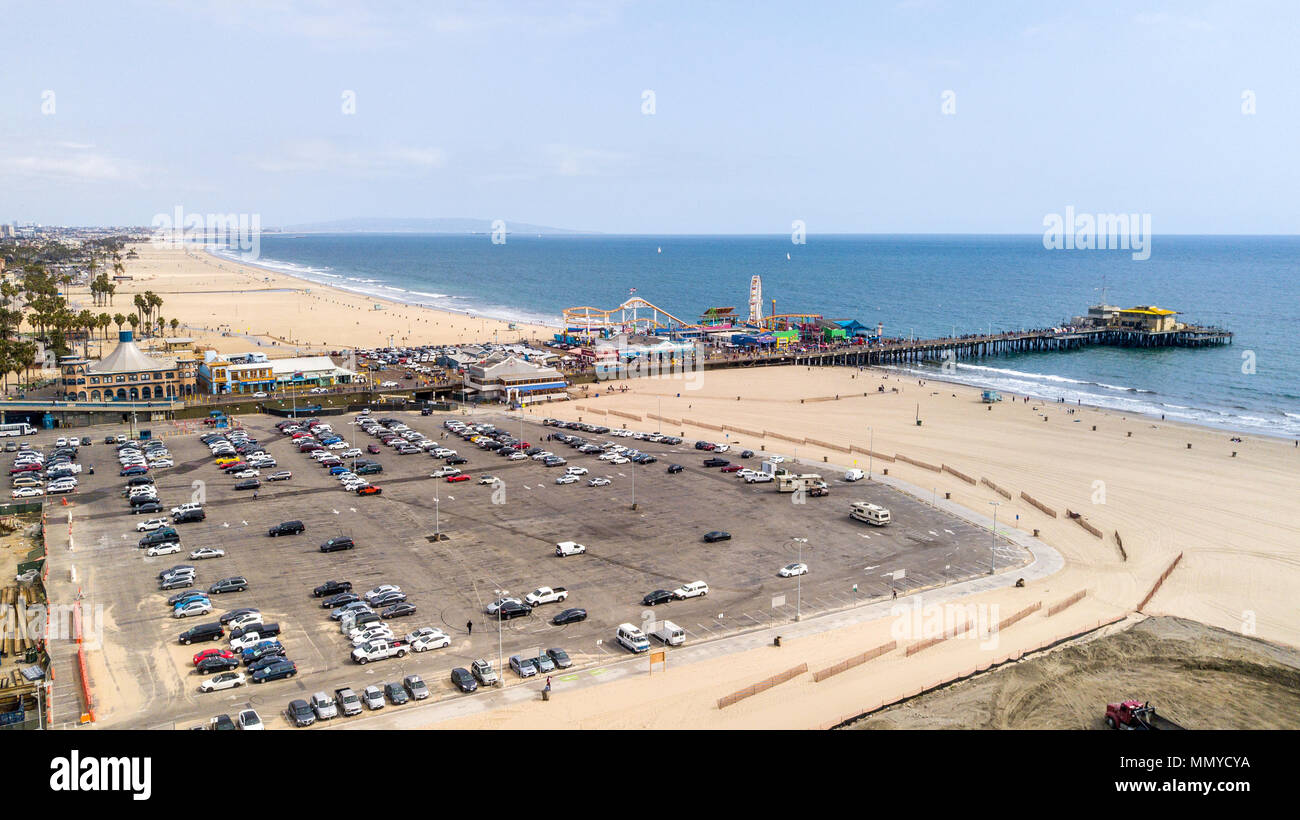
left=850, top=501, right=892, bottom=526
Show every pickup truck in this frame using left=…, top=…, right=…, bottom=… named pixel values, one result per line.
left=350, top=638, right=410, bottom=664
left=334, top=687, right=363, bottom=716
left=524, top=586, right=569, bottom=606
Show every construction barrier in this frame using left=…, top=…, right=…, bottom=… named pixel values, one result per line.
left=895, top=454, right=941, bottom=472
left=764, top=430, right=806, bottom=445
left=905, top=618, right=971, bottom=656
left=722, top=424, right=764, bottom=438
left=717, top=663, right=809, bottom=709
left=1019, top=491, right=1057, bottom=518
left=1046, top=589, right=1088, bottom=617
left=996, top=601, right=1042, bottom=632
left=942, top=464, right=977, bottom=485
left=812, top=640, right=896, bottom=682
left=849, top=445, right=895, bottom=462
left=1137, top=552, right=1184, bottom=612
left=806, top=438, right=852, bottom=454
left=682, top=418, right=725, bottom=432
left=1065, top=509, right=1103, bottom=538
left=73, top=601, right=94, bottom=722
left=608, top=409, right=643, bottom=422
left=980, top=477, right=1013, bottom=500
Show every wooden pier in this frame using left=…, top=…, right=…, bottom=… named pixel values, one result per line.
left=703, top=325, right=1232, bottom=370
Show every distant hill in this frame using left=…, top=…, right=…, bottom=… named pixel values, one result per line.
left=274, top=217, right=593, bottom=235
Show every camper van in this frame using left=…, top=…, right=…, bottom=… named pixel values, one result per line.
left=778, top=474, right=825, bottom=493
left=844, top=468, right=865, bottom=482
left=616, top=623, right=650, bottom=653
left=850, top=501, right=892, bottom=526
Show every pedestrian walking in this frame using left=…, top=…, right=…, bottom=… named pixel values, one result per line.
left=466, top=620, right=473, bottom=635
left=252, top=491, right=258, bottom=501
left=545, top=676, right=552, bottom=691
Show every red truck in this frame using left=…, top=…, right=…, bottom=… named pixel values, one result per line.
left=1104, top=700, right=1184, bottom=730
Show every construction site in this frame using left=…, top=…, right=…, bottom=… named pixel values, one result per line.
left=0, top=506, right=48, bottom=731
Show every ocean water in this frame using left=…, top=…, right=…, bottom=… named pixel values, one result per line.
left=216, top=233, right=1300, bottom=438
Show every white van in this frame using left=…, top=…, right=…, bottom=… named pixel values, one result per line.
left=844, top=468, right=865, bottom=482
left=616, top=623, right=650, bottom=653
left=850, top=501, right=892, bottom=526
left=651, top=620, right=685, bottom=646
left=673, top=581, right=709, bottom=599
left=555, top=541, right=587, bottom=557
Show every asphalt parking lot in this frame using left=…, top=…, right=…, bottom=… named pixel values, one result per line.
left=60, top=409, right=1029, bottom=729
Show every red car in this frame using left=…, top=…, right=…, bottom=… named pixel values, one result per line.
left=446, top=474, right=471, bottom=483
left=720, top=464, right=743, bottom=473
left=9, top=463, right=41, bottom=475
left=356, top=486, right=382, bottom=495
left=193, top=648, right=236, bottom=666
left=366, top=444, right=381, bottom=454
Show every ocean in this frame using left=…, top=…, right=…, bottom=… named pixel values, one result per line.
left=214, top=233, right=1300, bottom=439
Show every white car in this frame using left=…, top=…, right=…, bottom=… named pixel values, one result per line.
left=226, top=612, right=262, bottom=631
left=327, top=441, right=348, bottom=450
left=609, top=456, right=630, bottom=465
left=768, top=456, right=786, bottom=464
left=430, top=467, right=461, bottom=478
left=410, top=630, right=451, bottom=652
left=736, top=469, right=759, bottom=479
left=172, top=503, right=202, bottom=516
left=252, top=392, right=268, bottom=398
left=146, top=543, right=182, bottom=557
left=588, top=477, right=611, bottom=487
left=229, top=632, right=270, bottom=651
left=779, top=562, right=809, bottom=578
left=310, top=387, right=328, bottom=394
left=11, top=487, right=43, bottom=498
left=744, top=473, right=774, bottom=484
left=174, top=600, right=213, bottom=618
left=199, top=671, right=246, bottom=692
left=350, top=628, right=395, bottom=647
left=364, top=584, right=402, bottom=603
left=485, top=597, right=522, bottom=615
left=380, top=381, right=399, bottom=388
left=149, top=459, right=175, bottom=469
left=432, top=448, right=456, bottom=458
left=237, top=708, right=264, bottom=730
left=507, top=452, right=528, bottom=461
left=531, top=451, right=554, bottom=461
left=341, top=448, right=362, bottom=458
left=231, top=469, right=259, bottom=478
left=190, top=547, right=225, bottom=560
left=555, top=474, right=579, bottom=485
left=565, top=466, right=588, bottom=476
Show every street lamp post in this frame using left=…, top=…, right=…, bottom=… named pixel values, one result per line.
left=989, top=501, right=1002, bottom=574
left=792, top=537, right=808, bottom=620
left=494, top=588, right=508, bottom=687
left=867, top=426, right=873, bottom=479
left=433, top=482, right=440, bottom=539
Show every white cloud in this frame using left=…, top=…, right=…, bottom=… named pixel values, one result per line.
left=254, top=140, right=447, bottom=174
left=0, top=152, right=136, bottom=183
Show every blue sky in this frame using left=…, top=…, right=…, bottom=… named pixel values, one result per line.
left=2, top=1, right=1297, bottom=233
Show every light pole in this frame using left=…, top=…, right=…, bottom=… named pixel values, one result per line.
left=433, top=482, right=440, bottom=539
left=494, top=587, right=508, bottom=686
left=792, top=537, right=808, bottom=620
left=989, top=501, right=1002, bottom=574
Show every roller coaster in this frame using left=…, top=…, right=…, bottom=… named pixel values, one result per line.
left=562, top=297, right=697, bottom=338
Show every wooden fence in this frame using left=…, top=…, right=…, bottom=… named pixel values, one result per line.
left=717, top=663, right=809, bottom=709
left=1046, top=589, right=1088, bottom=617
left=1020, top=491, right=1057, bottom=518
left=812, top=641, right=897, bottom=683
left=1137, top=552, right=1184, bottom=612
left=981, top=477, right=1013, bottom=500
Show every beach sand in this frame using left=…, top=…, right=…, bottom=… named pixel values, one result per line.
left=73, top=247, right=1300, bottom=729
left=426, top=365, right=1298, bottom=729
left=64, top=243, right=555, bottom=356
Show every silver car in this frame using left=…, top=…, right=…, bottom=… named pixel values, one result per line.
left=362, top=685, right=385, bottom=710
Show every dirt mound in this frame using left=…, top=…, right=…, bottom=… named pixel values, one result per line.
left=847, top=616, right=1300, bottom=730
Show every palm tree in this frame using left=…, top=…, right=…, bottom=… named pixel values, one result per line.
left=170, top=318, right=180, bottom=336
left=127, top=313, right=140, bottom=335
left=113, top=313, right=126, bottom=334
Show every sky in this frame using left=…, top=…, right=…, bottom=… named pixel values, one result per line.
left=1, top=0, right=1298, bottom=233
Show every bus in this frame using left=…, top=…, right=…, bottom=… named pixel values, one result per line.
left=0, top=423, right=36, bottom=437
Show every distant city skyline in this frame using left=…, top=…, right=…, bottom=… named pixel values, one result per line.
left=2, top=1, right=1297, bottom=234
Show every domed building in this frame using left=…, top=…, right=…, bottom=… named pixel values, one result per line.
left=60, top=330, right=197, bottom=402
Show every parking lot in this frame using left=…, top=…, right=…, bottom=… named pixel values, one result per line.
left=58, top=409, right=1030, bottom=729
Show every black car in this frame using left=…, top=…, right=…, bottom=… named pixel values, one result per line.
left=446, top=456, right=468, bottom=465
left=496, top=600, right=532, bottom=621
left=234, top=478, right=261, bottom=491
left=132, top=501, right=165, bottom=515
left=230, top=622, right=280, bottom=640
left=218, top=607, right=259, bottom=625
left=195, top=654, right=239, bottom=673
left=703, top=530, right=732, bottom=543
left=666, top=464, right=683, bottom=474
left=369, top=591, right=406, bottom=607
left=450, top=668, right=478, bottom=693
left=178, top=622, right=225, bottom=645
left=703, top=457, right=730, bottom=468
left=642, top=589, right=675, bottom=606
left=320, top=536, right=355, bottom=553
left=211, top=714, right=236, bottom=731
left=173, top=508, right=206, bottom=524
left=159, top=564, right=196, bottom=580
left=381, top=602, right=416, bottom=618
left=268, top=520, right=305, bottom=537
left=314, top=580, right=353, bottom=598
left=383, top=681, right=409, bottom=705
left=244, top=644, right=287, bottom=667
left=323, top=592, right=360, bottom=609
left=551, top=608, right=588, bottom=626
left=287, top=699, right=316, bottom=728
left=739, top=449, right=755, bottom=459
left=251, top=659, right=297, bottom=683
left=546, top=648, right=573, bottom=669
left=209, top=576, right=248, bottom=594
left=129, top=494, right=161, bottom=508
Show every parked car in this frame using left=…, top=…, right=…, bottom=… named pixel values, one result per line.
left=551, top=608, right=588, bottom=625
left=268, top=520, right=305, bottom=537
left=287, top=698, right=315, bottom=727
left=450, top=667, right=478, bottom=693
left=384, top=681, right=409, bottom=705
left=320, top=536, right=355, bottom=553
left=642, top=589, right=675, bottom=606
left=199, top=671, right=246, bottom=692
left=209, top=576, right=248, bottom=595
left=314, top=580, right=353, bottom=598
left=703, top=530, right=732, bottom=543
left=509, top=654, right=538, bottom=677
left=251, top=659, right=297, bottom=683
left=362, top=685, right=385, bottom=710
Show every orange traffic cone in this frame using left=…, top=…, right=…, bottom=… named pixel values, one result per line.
left=61, top=497, right=68, bottom=506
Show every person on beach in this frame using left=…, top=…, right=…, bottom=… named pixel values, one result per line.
left=466, top=620, right=472, bottom=635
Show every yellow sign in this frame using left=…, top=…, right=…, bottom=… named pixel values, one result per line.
left=649, top=650, right=667, bottom=674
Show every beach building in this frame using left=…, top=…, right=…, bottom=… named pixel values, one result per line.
left=463, top=355, right=568, bottom=404
left=59, top=330, right=196, bottom=401
left=1115, top=306, right=1181, bottom=332
left=197, top=352, right=356, bottom=395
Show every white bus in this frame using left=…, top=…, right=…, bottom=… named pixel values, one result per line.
left=850, top=501, right=892, bottom=526
left=0, top=423, right=36, bottom=437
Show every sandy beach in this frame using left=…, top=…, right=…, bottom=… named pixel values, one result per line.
left=425, top=365, right=1299, bottom=729
left=64, top=243, right=556, bottom=356
left=69, top=246, right=1300, bottom=730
